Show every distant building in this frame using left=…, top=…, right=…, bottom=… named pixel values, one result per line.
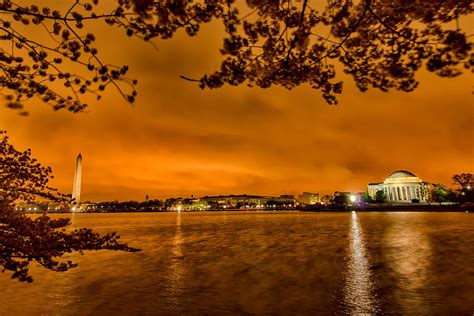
left=201, top=195, right=268, bottom=208
left=275, top=195, right=295, bottom=203
left=298, top=192, right=320, bottom=205
left=199, top=194, right=300, bottom=209
left=79, top=202, right=97, bottom=212
left=368, top=170, right=430, bottom=203
left=320, top=194, right=333, bottom=205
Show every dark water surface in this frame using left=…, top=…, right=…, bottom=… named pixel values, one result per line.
left=1, top=212, right=473, bottom=315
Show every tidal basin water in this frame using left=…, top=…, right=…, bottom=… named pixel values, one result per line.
left=1, top=212, right=473, bottom=315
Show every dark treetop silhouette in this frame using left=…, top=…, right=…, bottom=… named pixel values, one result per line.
left=452, top=173, right=473, bottom=190
left=0, top=0, right=472, bottom=113
left=0, top=131, right=139, bottom=282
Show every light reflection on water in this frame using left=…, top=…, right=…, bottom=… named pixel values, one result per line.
left=344, top=211, right=379, bottom=314
left=383, top=215, right=432, bottom=313
left=167, top=212, right=185, bottom=313
left=1, top=212, right=473, bottom=315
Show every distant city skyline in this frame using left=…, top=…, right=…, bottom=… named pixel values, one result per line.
left=71, top=165, right=457, bottom=203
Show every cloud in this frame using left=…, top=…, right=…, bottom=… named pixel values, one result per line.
left=1, top=5, right=473, bottom=201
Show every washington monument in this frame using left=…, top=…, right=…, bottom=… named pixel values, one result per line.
left=72, top=153, right=82, bottom=204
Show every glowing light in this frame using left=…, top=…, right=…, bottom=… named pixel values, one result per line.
left=344, top=211, right=378, bottom=313
left=350, top=195, right=357, bottom=203
left=176, top=205, right=182, bottom=212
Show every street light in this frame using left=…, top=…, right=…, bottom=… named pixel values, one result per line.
left=349, top=195, right=357, bottom=203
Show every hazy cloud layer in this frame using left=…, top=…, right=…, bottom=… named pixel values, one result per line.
left=1, top=15, right=473, bottom=201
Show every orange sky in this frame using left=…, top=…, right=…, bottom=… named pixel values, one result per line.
left=1, top=7, right=473, bottom=201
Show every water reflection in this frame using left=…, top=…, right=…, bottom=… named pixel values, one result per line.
left=344, top=212, right=379, bottom=313
left=2, top=212, right=471, bottom=315
left=384, top=216, right=432, bottom=312
left=167, top=211, right=185, bottom=313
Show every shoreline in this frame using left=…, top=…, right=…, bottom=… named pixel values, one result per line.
left=23, top=204, right=472, bottom=214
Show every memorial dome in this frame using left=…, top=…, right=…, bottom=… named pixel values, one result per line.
left=387, top=170, right=417, bottom=179
left=384, top=170, right=421, bottom=184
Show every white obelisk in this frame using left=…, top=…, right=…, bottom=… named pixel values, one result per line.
left=72, top=153, right=82, bottom=204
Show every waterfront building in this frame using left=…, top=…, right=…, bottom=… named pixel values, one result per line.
left=275, top=195, right=296, bottom=204
left=201, top=195, right=269, bottom=208
left=229, top=195, right=268, bottom=207
left=298, top=192, right=320, bottom=205
left=368, top=170, right=430, bottom=203
left=198, top=194, right=299, bottom=209
left=320, top=194, right=333, bottom=205
left=266, top=195, right=296, bottom=208
left=80, top=202, right=98, bottom=212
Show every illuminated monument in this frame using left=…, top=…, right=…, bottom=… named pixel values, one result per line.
left=368, top=170, right=430, bottom=203
left=72, top=153, right=82, bottom=204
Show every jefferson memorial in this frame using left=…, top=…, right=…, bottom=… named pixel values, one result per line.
left=368, top=170, right=430, bottom=203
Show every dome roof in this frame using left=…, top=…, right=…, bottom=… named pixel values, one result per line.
left=387, top=170, right=417, bottom=178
